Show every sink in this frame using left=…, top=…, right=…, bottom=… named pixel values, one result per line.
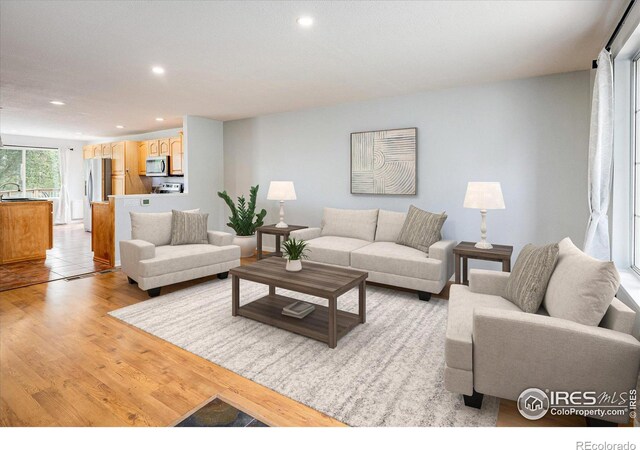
left=1, top=198, right=48, bottom=202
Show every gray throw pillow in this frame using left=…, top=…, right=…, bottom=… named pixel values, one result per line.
left=543, top=237, right=620, bottom=326
left=396, top=205, right=447, bottom=253
left=170, top=210, right=209, bottom=245
left=503, top=243, right=559, bottom=313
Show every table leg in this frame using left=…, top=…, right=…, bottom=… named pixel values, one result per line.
left=269, top=285, right=275, bottom=296
left=359, top=280, right=366, bottom=324
left=463, top=257, right=469, bottom=285
left=232, top=274, right=239, bottom=316
left=328, top=296, right=337, bottom=348
left=257, top=231, right=263, bottom=260
left=454, top=254, right=461, bottom=284
left=275, top=235, right=281, bottom=257
left=502, top=258, right=511, bottom=272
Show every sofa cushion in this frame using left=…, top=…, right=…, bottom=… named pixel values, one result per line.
left=139, top=244, right=239, bottom=278
left=351, top=242, right=442, bottom=281
left=543, top=237, right=620, bottom=326
left=130, top=209, right=199, bottom=246
left=170, top=210, right=209, bottom=245
left=446, top=284, right=522, bottom=371
left=321, top=207, right=378, bottom=241
left=396, top=205, right=447, bottom=252
left=504, top=243, right=559, bottom=313
left=305, top=236, right=371, bottom=267
left=374, top=210, right=407, bottom=242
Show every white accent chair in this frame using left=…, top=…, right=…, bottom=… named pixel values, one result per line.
left=290, top=208, right=456, bottom=299
left=120, top=211, right=240, bottom=297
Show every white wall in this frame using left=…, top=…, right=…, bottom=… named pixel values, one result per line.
left=112, top=115, right=224, bottom=263
left=1, top=133, right=86, bottom=219
left=224, top=71, right=591, bottom=263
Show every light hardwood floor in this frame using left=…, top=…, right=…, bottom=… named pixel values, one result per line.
left=0, top=256, right=589, bottom=427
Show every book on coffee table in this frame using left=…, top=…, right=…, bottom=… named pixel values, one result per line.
left=282, top=301, right=315, bottom=319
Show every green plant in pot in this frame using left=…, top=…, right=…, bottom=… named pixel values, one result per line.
left=281, top=238, right=309, bottom=272
left=217, top=185, right=267, bottom=257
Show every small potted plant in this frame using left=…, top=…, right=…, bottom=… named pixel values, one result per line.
left=281, top=238, right=309, bottom=272
left=218, top=185, right=267, bottom=257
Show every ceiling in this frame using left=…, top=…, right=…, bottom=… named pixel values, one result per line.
left=0, top=0, right=626, bottom=140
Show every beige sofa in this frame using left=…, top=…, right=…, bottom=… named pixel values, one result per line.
left=120, top=211, right=240, bottom=297
left=290, top=208, right=456, bottom=300
left=445, top=268, right=640, bottom=425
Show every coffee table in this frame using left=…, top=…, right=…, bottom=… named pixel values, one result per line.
left=229, top=258, right=367, bottom=348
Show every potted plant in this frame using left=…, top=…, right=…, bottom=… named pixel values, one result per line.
left=281, top=238, right=309, bottom=272
left=218, top=185, right=267, bottom=257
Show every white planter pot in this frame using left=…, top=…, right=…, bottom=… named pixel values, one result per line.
left=286, top=259, right=302, bottom=272
left=233, top=235, right=256, bottom=258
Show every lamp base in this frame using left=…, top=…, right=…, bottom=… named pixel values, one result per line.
left=474, top=241, right=493, bottom=250
left=275, top=221, right=288, bottom=228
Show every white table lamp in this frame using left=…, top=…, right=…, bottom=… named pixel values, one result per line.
left=463, top=182, right=505, bottom=249
left=267, top=181, right=297, bottom=228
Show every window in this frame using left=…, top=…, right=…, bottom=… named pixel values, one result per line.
left=0, top=146, right=60, bottom=198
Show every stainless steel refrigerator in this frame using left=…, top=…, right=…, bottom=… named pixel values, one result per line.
left=83, top=158, right=112, bottom=231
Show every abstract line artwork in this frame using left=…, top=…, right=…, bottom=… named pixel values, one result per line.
left=351, top=127, right=417, bottom=195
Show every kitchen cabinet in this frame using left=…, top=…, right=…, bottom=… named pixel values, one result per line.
left=83, top=145, right=92, bottom=159
left=0, top=200, right=53, bottom=264
left=159, top=138, right=170, bottom=156
left=111, top=141, right=125, bottom=175
left=101, top=143, right=112, bottom=159
left=138, top=141, right=148, bottom=175
left=169, top=135, right=183, bottom=175
left=91, top=199, right=115, bottom=266
left=112, top=175, right=125, bottom=195
left=148, top=140, right=159, bottom=156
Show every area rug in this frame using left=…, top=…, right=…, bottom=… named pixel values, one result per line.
left=109, top=278, right=499, bottom=427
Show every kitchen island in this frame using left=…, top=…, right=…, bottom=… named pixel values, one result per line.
left=0, top=200, right=53, bottom=264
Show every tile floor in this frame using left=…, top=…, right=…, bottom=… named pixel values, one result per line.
left=0, top=221, right=112, bottom=292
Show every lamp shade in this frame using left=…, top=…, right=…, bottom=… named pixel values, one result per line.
left=463, top=182, right=505, bottom=210
left=267, top=181, right=297, bottom=201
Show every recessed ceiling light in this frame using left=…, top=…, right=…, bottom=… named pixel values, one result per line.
left=151, top=66, right=165, bottom=75
left=296, top=16, right=314, bottom=27
left=50, top=100, right=65, bottom=106
left=155, top=117, right=164, bottom=122
left=116, top=125, right=125, bottom=129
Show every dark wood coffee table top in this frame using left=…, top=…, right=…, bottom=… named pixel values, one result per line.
left=230, top=257, right=367, bottom=298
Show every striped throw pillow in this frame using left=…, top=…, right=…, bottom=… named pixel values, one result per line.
left=170, top=210, right=209, bottom=245
left=396, top=205, right=447, bottom=253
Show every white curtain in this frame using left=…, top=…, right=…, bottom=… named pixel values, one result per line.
left=584, top=49, right=614, bottom=261
left=55, top=147, right=71, bottom=224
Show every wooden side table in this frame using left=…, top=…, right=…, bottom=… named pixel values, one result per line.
left=256, top=224, right=308, bottom=260
left=453, top=241, right=513, bottom=285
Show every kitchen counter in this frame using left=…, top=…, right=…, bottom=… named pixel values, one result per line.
left=0, top=200, right=53, bottom=264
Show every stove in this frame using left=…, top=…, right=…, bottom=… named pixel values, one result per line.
left=156, top=182, right=183, bottom=194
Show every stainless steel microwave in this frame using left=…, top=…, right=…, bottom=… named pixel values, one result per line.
left=146, top=156, right=169, bottom=177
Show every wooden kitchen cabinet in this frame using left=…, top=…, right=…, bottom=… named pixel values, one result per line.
left=159, top=138, right=170, bottom=156
left=169, top=135, right=183, bottom=175
left=138, top=141, right=148, bottom=175
left=112, top=175, right=125, bottom=195
left=148, top=139, right=159, bottom=156
left=0, top=200, right=53, bottom=264
left=83, top=145, right=92, bottom=159
left=91, top=199, right=115, bottom=266
left=111, top=141, right=125, bottom=175
left=101, top=143, right=112, bottom=159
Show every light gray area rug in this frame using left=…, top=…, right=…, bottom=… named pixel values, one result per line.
left=109, top=278, right=499, bottom=427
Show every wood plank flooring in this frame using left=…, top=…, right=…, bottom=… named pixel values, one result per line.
left=0, top=222, right=111, bottom=292
left=0, top=253, right=594, bottom=427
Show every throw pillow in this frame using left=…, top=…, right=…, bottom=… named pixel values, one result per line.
left=543, top=237, right=620, bottom=326
left=131, top=209, right=200, bottom=246
left=396, top=205, right=447, bottom=253
left=503, top=243, right=559, bottom=313
left=170, top=210, right=209, bottom=245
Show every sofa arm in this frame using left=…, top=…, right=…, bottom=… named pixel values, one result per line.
left=599, top=297, right=636, bottom=335
left=468, top=269, right=511, bottom=296
left=120, top=240, right=155, bottom=279
left=429, top=240, right=456, bottom=279
left=289, top=227, right=322, bottom=241
left=473, top=307, right=640, bottom=423
left=208, top=230, right=234, bottom=247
